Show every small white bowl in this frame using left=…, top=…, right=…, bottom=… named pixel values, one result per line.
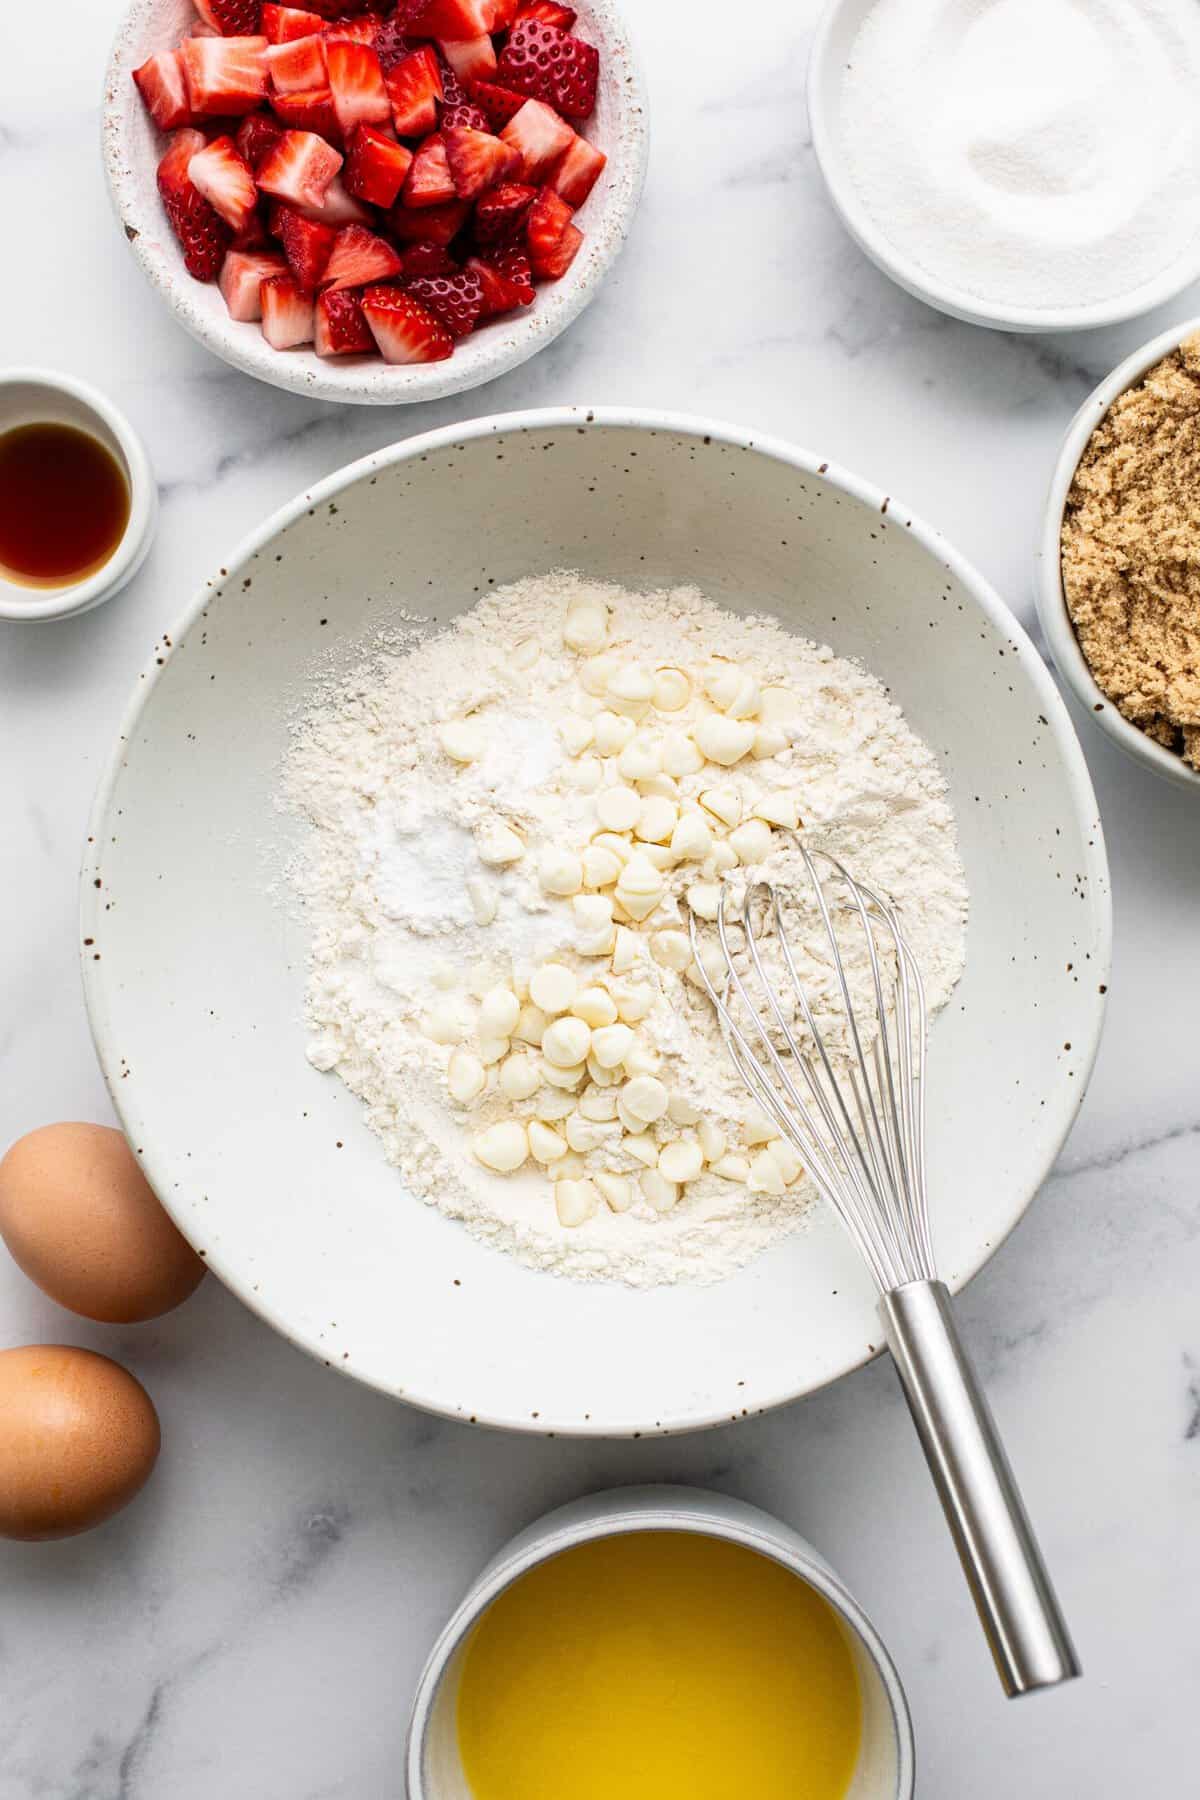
left=407, top=1485, right=915, bottom=1800
left=807, top=0, right=1200, bottom=334
left=0, top=369, right=157, bottom=624
left=102, top=0, right=648, bottom=406
left=1036, top=318, right=1200, bottom=793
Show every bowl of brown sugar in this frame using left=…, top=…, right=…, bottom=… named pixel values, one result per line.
left=1038, top=320, right=1200, bottom=792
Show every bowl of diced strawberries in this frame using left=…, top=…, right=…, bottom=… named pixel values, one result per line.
left=104, top=0, right=647, bottom=401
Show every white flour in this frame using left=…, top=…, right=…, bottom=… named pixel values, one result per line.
left=282, top=574, right=968, bottom=1286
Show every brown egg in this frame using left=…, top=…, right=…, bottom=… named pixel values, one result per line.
left=0, top=1123, right=205, bottom=1323
left=0, top=1345, right=160, bottom=1540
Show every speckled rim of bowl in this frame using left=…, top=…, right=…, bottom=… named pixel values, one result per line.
left=405, top=1486, right=916, bottom=1800
left=1035, top=317, right=1200, bottom=793
left=101, top=0, right=649, bottom=406
left=0, top=367, right=157, bottom=623
left=806, top=0, right=1200, bottom=334
left=79, top=404, right=1112, bottom=1434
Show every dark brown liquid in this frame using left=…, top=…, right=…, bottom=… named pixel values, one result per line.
left=0, top=422, right=131, bottom=589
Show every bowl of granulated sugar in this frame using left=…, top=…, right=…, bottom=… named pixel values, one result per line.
left=809, top=0, right=1200, bottom=332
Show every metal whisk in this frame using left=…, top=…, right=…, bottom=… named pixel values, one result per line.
left=688, top=844, right=1079, bottom=1698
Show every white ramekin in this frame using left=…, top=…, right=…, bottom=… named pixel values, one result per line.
left=0, top=369, right=157, bottom=623
left=807, top=0, right=1200, bottom=334
left=406, top=1485, right=915, bottom=1800
left=1036, top=318, right=1200, bottom=793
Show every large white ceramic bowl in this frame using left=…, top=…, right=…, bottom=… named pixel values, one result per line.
left=81, top=409, right=1111, bottom=1435
left=807, top=0, right=1200, bottom=334
left=102, top=0, right=647, bottom=405
left=1036, top=316, right=1200, bottom=794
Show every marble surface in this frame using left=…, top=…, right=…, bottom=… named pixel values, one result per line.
left=2, top=1, right=1199, bottom=1794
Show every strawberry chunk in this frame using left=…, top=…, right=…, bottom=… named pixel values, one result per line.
left=385, top=46, right=442, bottom=137
left=441, top=100, right=489, bottom=131
left=402, top=240, right=457, bottom=275
left=485, top=0, right=519, bottom=23
left=133, top=51, right=194, bottom=131
left=496, top=17, right=598, bottom=120
left=516, top=0, right=576, bottom=24
left=291, top=171, right=372, bottom=225
left=265, top=33, right=326, bottom=92
left=235, top=110, right=284, bottom=168
left=157, top=128, right=231, bottom=280
left=194, top=0, right=263, bottom=34
left=261, top=274, right=316, bottom=347
left=472, top=180, right=535, bottom=241
left=274, top=203, right=336, bottom=284
left=404, top=268, right=484, bottom=337
left=345, top=122, right=413, bottom=207
left=321, top=223, right=404, bottom=289
left=464, top=78, right=527, bottom=131
left=314, top=287, right=374, bottom=355
left=269, top=86, right=341, bottom=141
left=499, top=98, right=573, bottom=183
left=463, top=252, right=528, bottom=316
left=438, top=34, right=496, bottom=84
left=408, top=0, right=491, bottom=35
left=388, top=195, right=469, bottom=244
left=180, top=35, right=269, bottom=115
left=442, top=125, right=520, bottom=200
left=361, top=285, right=454, bottom=361
left=324, top=15, right=381, bottom=46
left=327, top=40, right=391, bottom=138
left=257, top=127, right=343, bottom=207
left=188, top=135, right=259, bottom=231
left=549, top=133, right=604, bottom=208
left=402, top=134, right=456, bottom=207
left=525, top=183, right=576, bottom=274
left=375, top=14, right=414, bottom=72
left=262, top=5, right=325, bottom=42
left=477, top=236, right=534, bottom=302
left=219, top=247, right=288, bottom=318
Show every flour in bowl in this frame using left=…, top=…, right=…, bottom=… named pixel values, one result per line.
left=282, top=573, right=968, bottom=1286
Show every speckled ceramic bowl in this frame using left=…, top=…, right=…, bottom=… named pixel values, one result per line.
left=81, top=409, right=1111, bottom=1435
left=1037, top=317, right=1200, bottom=793
left=102, top=0, right=647, bottom=405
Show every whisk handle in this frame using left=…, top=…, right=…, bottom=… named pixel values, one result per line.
left=880, top=1279, right=1080, bottom=1698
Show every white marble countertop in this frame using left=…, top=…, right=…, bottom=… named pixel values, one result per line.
left=2, top=1, right=1199, bottom=1794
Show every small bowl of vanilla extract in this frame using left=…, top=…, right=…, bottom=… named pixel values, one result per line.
left=0, top=370, right=156, bottom=623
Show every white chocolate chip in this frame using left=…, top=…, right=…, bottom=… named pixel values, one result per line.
left=652, top=667, right=691, bottom=712
left=577, top=925, right=617, bottom=958
left=752, top=791, right=800, bottom=830
left=617, top=733, right=662, bottom=782
left=667, top=1093, right=702, bottom=1125
left=699, top=784, right=742, bottom=827
left=447, top=1049, right=486, bottom=1104
left=591, top=831, right=634, bottom=865
left=555, top=1177, right=599, bottom=1227
left=476, top=821, right=524, bottom=866
left=638, top=771, right=680, bottom=800
left=605, top=662, right=655, bottom=717
left=722, top=672, right=761, bottom=718
left=595, top=1172, right=634, bottom=1213
left=559, top=715, right=595, bottom=756
left=473, top=1121, right=528, bottom=1174
left=595, top=785, right=642, bottom=832
left=562, top=754, right=603, bottom=792
left=514, top=1003, right=548, bottom=1046
left=640, top=1169, right=678, bottom=1212
left=686, top=881, right=721, bottom=921
left=615, top=854, right=665, bottom=921
left=728, top=818, right=773, bottom=864
left=542, top=1058, right=586, bottom=1090
left=535, top=1088, right=576, bottom=1120
left=582, top=844, right=623, bottom=889
left=573, top=894, right=614, bottom=931
left=465, top=876, right=498, bottom=926
left=542, top=1016, right=592, bottom=1068
left=748, top=1148, right=786, bottom=1194
left=478, top=985, right=520, bottom=1039
left=622, top=1074, right=669, bottom=1123
left=772, top=1139, right=804, bottom=1185
left=593, top=709, right=635, bottom=755
left=565, top=1111, right=607, bottom=1153
left=580, top=652, right=619, bottom=696
left=438, top=717, right=485, bottom=763
left=707, top=841, right=738, bottom=876
left=623, top=1131, right=659, bottom=1167
left=635, top=795, right=678, bottom=844
left=579, top=1086, right=619, bottom=1121
left=586, top=1053, right=623, bottom=1087
left=609, top=925, right=640, bottom=975
left=422, top=998, right=473, bottom=1045
left=529, top=963, right=577, bottom=1015
left=686, top=944, right=729, bottom=990
left=571, top=985, right=618, bottom=1028
left=499, top=1053, right=540, bottom=1100
left=670, top=813, right=712, bottom=861
left=698, top=1119, right=727, bottom=1163
left=658, top=1138, right=703, bottom=1183
left=752, top=724, right=789, bottom=760
left=651, top=929, right=692, bottom=972
left=563, top=599, right=609, bottom=653
left=744, top=1109, right=779, bottom=1146
left=590, top=1022, right=635, bottom=1068
left=511, top=638, right=539, bottom=670
left=621, top=1039, right=661, bottom=1078
left=712, top=1152, right=751, bottom=1181
left=661, top=729, right=704, bottom=776
left=693, top=714, right=756, bottom=766
left=555, top=1151, right=586, bottom=1178
left=528, top=1119, right=569, bottom=1163
left=538, top=848, right=584, bottom=897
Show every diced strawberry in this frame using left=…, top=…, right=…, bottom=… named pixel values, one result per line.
left=157, top=128, right=231, bottom=280
left=375, top=14, right=413, bottom=72
left=269, top=86, right=341, bottom=142
left=327, top=40, right=391, bottom=138
left=266, top=33, right=326, bottom=91
left=401, top=240, right=456, bottom=275
left=361, top=285, right=453, bottom=361
left=388, top=196, right=469, bottom=244
left=274, top=203, right=336, bottom=284
left=235, top=110, right=285, bottom=168
left=472, top=179, right=535, bottom=241
left=345, top=122, right=413, bottom=207
left=484, top=0, right=519, bottom=24
left=407, top=0, right=491, bottom=35
left=404, top=267, right=484, bottom=337
left=321, top=222, right=404, bottom=289
left=549, top=133, right=604, bottom=208
left=293, top=171, right=373, bottom=225
left=219, top=247, right=288, bottom=318
left=478, top=236, right=534, bottom=301
left=324, top=15, right=380, bottom=45
left=257, top=127, right=343, bottom=206
left=133, top=51, right=194, bottom=131
left=515, top=1, right=575, bottom=27
left=499, top=98, right=573, bottom=182
left=180, top=35, right=269, bottom=115
left=261, top=274, right=316, bottom=347
left=496, top=17, right=597, bottom=119
left=194, top=0, right=263, bottom=34
left=528, top=187, right=579, bottom=280
left=442, top=125, right=520, bottom=200
left=463, top=252, right=527, bottom=316
left=441, top=100, right=489, bottom=131
left=464, top=78, right=527, bottom=130
left=385, top=46, right=442, bottom=136
left=402, top=134, right=456, bottom=207
left=438, top=34, right=496, bottom=83
left=314, top=287, right=374, bottom=355
left=262, top=5, right=325, bottom=42
left=232, top=205, right=270, bottom=248
left=187, top=134, right=259, bottom=231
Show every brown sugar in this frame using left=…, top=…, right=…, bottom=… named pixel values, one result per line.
left=1061, top=333, right=1200, bottom=768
